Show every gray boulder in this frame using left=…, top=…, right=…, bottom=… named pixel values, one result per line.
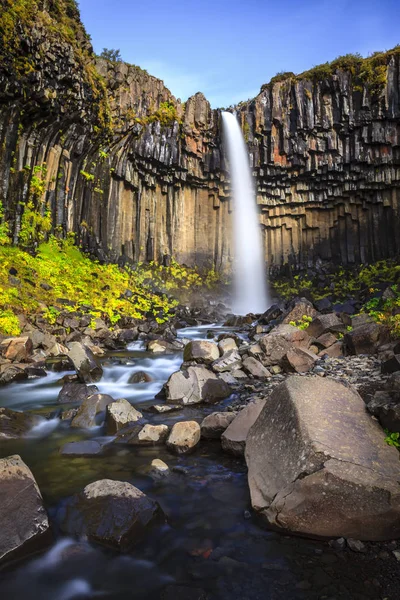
left=183, top=340, right=219, bottom=364
left=344, top=322, right=389, bottom=355
left=71, top=393, right=114, bottom=428
left=200, top=412, right=237, bottom=439
left=367, top=391, right=400, bottom=433
left=60, top=479, right=163, bottom=550
left=211, top=349, right=242, bottom=373
left=0, top=455, right=51, bottom=564
left=242, top=356, right=270, bottom=378
left=166, top=421, right=201, bottom=454
left=259, top=325, right=310, bottom=367
left=165, top=366, right=231, bottom=405
left=67, top=342, right=103, bottom=383
left=57, top=382, right=99, bottom=404
left=106, top=399, right=143, bottom=434
left=221, top=399, right=266, bottom=456
left=246, top=376, right=400, bottom=540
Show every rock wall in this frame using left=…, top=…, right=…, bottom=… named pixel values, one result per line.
left=1, top=2, right=400, bottom=272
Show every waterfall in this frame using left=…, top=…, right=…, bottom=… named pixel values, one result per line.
left=222, top=111, right=270, bottom=315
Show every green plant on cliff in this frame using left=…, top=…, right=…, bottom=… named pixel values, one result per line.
left=289, top=315, right=313, bottom=330
left=384, top=430, right=400, bottom=449
left=0, top=201, right=10, bottom=246
left=146, top=101, right=179, bottom=126
left=100, top=48, right=122, bottom=62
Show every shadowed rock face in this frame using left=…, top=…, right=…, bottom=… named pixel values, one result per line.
left=245, top=376, right=400, bottom=541
left=0, top=455, right=51, bottom=565
left=1, top=3, right=400, bottom=272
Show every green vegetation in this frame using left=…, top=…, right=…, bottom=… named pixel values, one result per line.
left=261, top=47, right=400, bottom=98
left=272, top=259, right=400, bottom=337
left=100, top=48, right=122, bottom=62
left=384, top=430, right=400, bottom=449
left=146, top=101, right=179, bottom=127
left=289, top=315, right=313, bottom=330
left=0, top=235, right=221, bottom=335
left=0, top=201, right=10, bottom=246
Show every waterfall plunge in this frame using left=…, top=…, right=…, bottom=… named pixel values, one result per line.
left=222, top=111, right=270, bottom=315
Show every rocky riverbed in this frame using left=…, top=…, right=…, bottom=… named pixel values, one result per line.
left=1, top=298, right=400, bottom=599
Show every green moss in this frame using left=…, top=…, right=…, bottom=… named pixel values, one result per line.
left=260, top=46, right=400, bottom=98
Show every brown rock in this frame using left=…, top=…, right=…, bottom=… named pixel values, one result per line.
left=246, top=376, right=400, bottom=540
left=128, top=424, right=169, bottom=445
left=318, top=341, right=343, bottom=358
left=259, top=324, right=310, bottom=366
left=1, top=336, right=33, bottom=362
left=0, top=408, right=40, bottom=439
left=307, top=314, right=343, bottom=338
left=221, top=399, right=266, bottom=456
left=67, top=342, right=103, bottom=383
left=200, top=412, right=237, bottom=439
left=315, top=332, right=338, bottom=348
left=282, top=298, right=318, bottom=324
left=0, top=455, right=51, bottom=564
left=166, top=421, right=201, bottom=454
left=183, top=340, right=219, bottom=364
left=285, top=347, right=318, bottom=373
left=344, top=322, right=389, bottom=355
left=242, top=356, right=271, bottom=378
left=71, top=394, right=115, bottom=428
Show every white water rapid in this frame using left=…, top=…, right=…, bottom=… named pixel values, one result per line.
left=222, top=111, right=270, bottom=315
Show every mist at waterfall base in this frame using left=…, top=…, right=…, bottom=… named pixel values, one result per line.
left=222, top=111, right=270, bottom=315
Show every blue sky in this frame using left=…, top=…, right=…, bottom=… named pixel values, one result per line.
left=79, top=0, right=400, bottom=107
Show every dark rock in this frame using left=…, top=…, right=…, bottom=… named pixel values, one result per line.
left=367, top=391, right=400, bottom=432
left=314, top=298, right=333, bottom=313
left=60, top=479, right=163, bottom=550
left=344, top=323, right=389, bottom=355
left=0, top=455, right=51, bottom=565
left=0, top=408, right=40, bottom=439
left=128, top=371, right=153, bottom=384
left=200, top=412, right=237, bottom=439
left=306, top=314, right=343, bottom=338
left=60, top=440, right=104, bottom=456
left=57, top=382, right=99, bottom=404
left=71, top=393, right=115, bottom=428
left=67, top=342, right=103, bottom=383
left=0, top=365, right=28, bottom=385
left=258, top=304, right=284, bottom=325
left=382, top=355, right=400, bottom=374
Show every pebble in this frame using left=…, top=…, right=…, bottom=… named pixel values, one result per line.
left=347, top=538, right=367, bottom=553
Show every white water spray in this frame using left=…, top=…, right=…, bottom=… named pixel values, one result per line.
left=222, top=111, right=269, bottom=315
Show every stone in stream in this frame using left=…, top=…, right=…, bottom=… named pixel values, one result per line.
left=67, top=342, right=103, bottom=383
left=183, top=340, right=220, bottom=364
left=165, top=366, right=231, bottom=405
left=106, top=399, right=143, bottom=434
left=60, top=440, right=104, bottom=456
left=0, top=407, right=41, bottom=439
left=57, top=382, right=99, bottom=404
left=128, top=370, right=153, bottom=384
left=71, top=393, right=115, bottom=429
left=166, top=421, right=201, bottom=454
left=211, top=349, right=242, bottom=373
left=149, top=458, right=170, bottom=478
left=221, top=399, right=266, bottom=456
left=0, top=455, right=51, bottom=565
left=128, top=424, right=169, bottom=445
left=245, top=376, right=400, bottom=540
left=60, top=479, right=163, bottom=551
left=242, top=356, right=271, bottom=378
left=147, top=404, right=182, bottom=414
left=200, top=412, right=237, bottom=439
left=0, top=365, right=28, bottom=385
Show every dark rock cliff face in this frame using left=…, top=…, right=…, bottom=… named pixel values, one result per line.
left=1, top=2, right=399, bottom=272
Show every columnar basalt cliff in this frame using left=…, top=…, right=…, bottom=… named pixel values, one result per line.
left=1, top=1, right=400, bottom=272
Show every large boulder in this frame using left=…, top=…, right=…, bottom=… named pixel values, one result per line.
left=0, top=336, right=33, bottom=362
left=106, top=399, right=143, bottom=434
left=285, top=347, right=318, bottom=373
left=60, top=479, right=163, bottom=550
left=183, top=340, right=219, bottom=364
left=0, top=365, right=28, bottom=385
left=221, top=399, right=266, bottom=456
left=200, top=412, right=237, bottom=439
left=67, top=342, right=103, bottom=383
left=306, top=313, right=343, bottom=338
left=0, top=408, right=40, bottom=439
left=166, top=421, right=201, bottom=454
left=128, top=424, right=169, bottom=446
left=57, top=382, right=99, bottom=404
left=0, top=455, right=51, bottom=564
left=367, top=392, right=400, bottom=433
left=71, top=393, right=114, bottom=429
left=282, top=298, right=318, bottom=325
left=245, top=376, right=400, bottom=541
left=259, top=325, right=310, bottom=367
left=165, top=366, right=231, bottom=405
left=344, top=322, right=389, bottom=355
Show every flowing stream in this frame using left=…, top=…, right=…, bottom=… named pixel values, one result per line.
left=0, top=326, right=390, bottom=599
left=221, top=112, right=269, bottom=315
